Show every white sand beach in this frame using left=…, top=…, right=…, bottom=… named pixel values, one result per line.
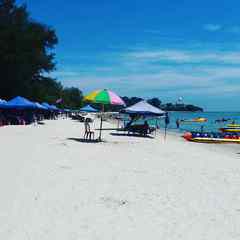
left=0, top=118, right=240, bottom=239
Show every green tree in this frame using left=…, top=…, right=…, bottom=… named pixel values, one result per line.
left=30, top=77, right=63, bottom=103
left=0, top=0, right=58, bottom=99
left=62, top=87, right=83, bottom=109
left=147, top=98, right=162, bottom=108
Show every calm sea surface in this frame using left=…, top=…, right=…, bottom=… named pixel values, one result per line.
left=151, top=112, right=240, bottom=133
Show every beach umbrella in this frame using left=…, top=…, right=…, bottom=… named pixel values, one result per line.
left=84, top=89, right=125, bottom=105
left=80, top=105, right=99, bottom=113
left=84, top=89, right=125, bottom=140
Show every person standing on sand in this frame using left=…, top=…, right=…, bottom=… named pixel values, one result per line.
left=176, top=119, right=180, bottom=129
left=84, top=118, right=94, bottom=140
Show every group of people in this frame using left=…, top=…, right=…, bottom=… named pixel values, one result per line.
left=0, top=109, right=61, bottom=127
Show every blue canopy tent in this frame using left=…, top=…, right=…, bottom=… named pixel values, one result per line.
left=80, top=105, right=98, bottom=113
left=5, top=96, right=37, bottom=109
left=42, top=102, right=53, bottom=110
left=35, top=102, right=48, bottom=110
left=0, top=99, right=7, bottom=103
left=121, top=100, right=165, bottom=116
left=0, top=99, right=7, bottom=108
left=50, top=105, right=59, bottom=111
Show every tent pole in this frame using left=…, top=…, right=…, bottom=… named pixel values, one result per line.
left=99, top=104, right=104, bottom=141
left=155, top=118, right=157, bottom=136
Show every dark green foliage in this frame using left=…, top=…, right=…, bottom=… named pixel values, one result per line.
left=121, top=96, right=143, bottom=107
left=0, top=0, right=57, bottom=99
left=0, top=0, right=83, bottom=109
left=161, top=103, right=203, bottom=112
left=29, top=77, right=63, bottom=103
left=61, top=87, right=83, bottom=109
left=147, top=98, right=162, bottom=108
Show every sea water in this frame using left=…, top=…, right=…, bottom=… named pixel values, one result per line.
left=151, top=112, right=240, bottom=133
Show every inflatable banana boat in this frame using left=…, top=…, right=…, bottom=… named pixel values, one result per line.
left=183, top=132, right=240, bottom=143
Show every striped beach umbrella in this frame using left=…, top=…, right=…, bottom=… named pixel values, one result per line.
left=84, top=89, right=125, bottom=141
left=84, top=89, right=125, bottom=106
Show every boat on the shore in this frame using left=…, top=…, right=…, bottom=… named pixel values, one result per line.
left=227, top=124, right=240, bottom=128
left=183, top=131, right=240, bottom=143
left=180, top=117, right=208, bottom=123
left=219, top=127, right=240, bottom=133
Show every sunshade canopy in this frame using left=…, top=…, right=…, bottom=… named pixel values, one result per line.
left=35, top=102, right=48, bottom=110
left=122, top=100, right=165, bottom=116
left=5, top=96, right=36, bottom=109
left=0, top=98, right=7, bottom=108
left=80, top=105, right=99, bottom=113
left=0, top=99, right=7, bottom=103
left=50, top=105, right=58, bottom=111
left=42, top=102, right=55, bottom=110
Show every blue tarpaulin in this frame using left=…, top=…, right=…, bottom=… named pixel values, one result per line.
left=0, top=99, right=7, bottom=103
left=80, top=105, right=98, bottom=113
left=42, top=103, right=59, bottom=111
left=0, top=99, right=7, bottom=108
left=42, top=102, right=52, bottom=110
left=122, top=100, right=165, bottom=116
left=35, top=102, right=48, bottom=110
left=50, top=105, right=58, bottom=111
left=5, top=96, right=36, bottom=109
left=0, top=102, right=7, bottom=109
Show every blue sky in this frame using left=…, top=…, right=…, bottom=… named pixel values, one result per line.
left=17, top=0, right=240, bottom=111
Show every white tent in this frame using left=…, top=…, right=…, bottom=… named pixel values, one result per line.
left=122, top=100, right=165, bottom=116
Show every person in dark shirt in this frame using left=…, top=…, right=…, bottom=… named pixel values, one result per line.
left=176, top=119, right=180, bottom=129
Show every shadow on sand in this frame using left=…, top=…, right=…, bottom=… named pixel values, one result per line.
left=110, top=132, right=154, bottom=139
left=67, top=137, right=102, bottom=143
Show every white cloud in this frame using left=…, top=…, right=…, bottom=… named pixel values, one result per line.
left=127, top=50, right=240, bottom=64
left=203, top=24, right=222, bottom=32
left=52, top=47, right=240, bottom=101
left=54, top=65, right=240, bottom=98
left=52, top=70, right=80, bottom=77
left=203, top=24, right=240, bottom=34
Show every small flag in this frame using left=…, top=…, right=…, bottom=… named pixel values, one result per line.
left=56, top=98, right=63, bottom=104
